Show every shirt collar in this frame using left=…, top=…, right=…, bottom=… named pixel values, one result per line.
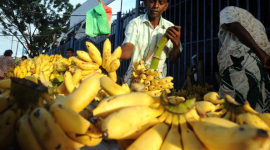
left=141, top=13, right=167, bottom=29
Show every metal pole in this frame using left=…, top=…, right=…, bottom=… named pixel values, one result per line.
left=15, top=40, right=19, bottom=58
left=120, top=0, right=123, bottom=12
left=11, top=35, right=14, bottom=50
left=135, top=0, right=140, bottom=16
left=114, top=11, right=121, bottom=49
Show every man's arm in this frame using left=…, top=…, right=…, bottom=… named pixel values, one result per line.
left=166, top=26, right=182, bottom=63
left=120, top=43, right=135, bottom=60
left=223, top=22, right=270, bottom=69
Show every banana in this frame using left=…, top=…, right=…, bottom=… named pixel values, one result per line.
left=243, top=101, right=259, bottom=114
left=93, top=92, right=157, bottom=118
left=195, top=101, right=221, bottom=113
left=0, top=109, right=17, bottom=143
left=70, top=56, right=86, bottom=66
left=102, top=105, right=164, bottom=139
left=160, top=76, right=173, bottom=84
left=59, top=72, right=100, bottom=113
left=160, top=114, right=182, bottom=150
left=200, top=117, right=238, bottom=128
left=77, top=62, right=100, bottom=71
left=151, top=79, right=160, bottom=85
left=57, top=81, right=67, bottom=94
left=204, top=92, right=225, bottom=104
left=108, top=71, right=117, bottom=82
left=64, top=71, right=75, bottom=93
left=237, top=113, right=269, bottom=130
left=190, top=121, right=270, bottom=150
left=145, top=75, right=154, bottom=81
left=77, top=50, right=92, bottom=62
left=0, top=129, right=15, bottom=150
left=145, top=69, right=155, bottom=75
left=179, top=115, right=207, bottom=150
left=184, top=107, right=200, bottom=122
left=16, top=115, right=43, bottom=150
left=50, top=101, right=91, bottom=134
left=0, top=79, right=11, bottom=89
left=30, top=108, right=84, bottom=150
left=86, top=41, right=103, bottom=66
left=72, top=70, right=82, bottom=86
left=24, top=76, right=38, bottom=84
left=111, top=46, right=122, bottom=61
left=164, top=111, right=173, bottom=125
left=79, top=107, right=92, bottom=119
left=102, top=39, right=112, bottom=69
left=106, top=59, right=120, bottom=72
left=120, top=118, right=160, bottom=140
left=100, top=76, right=128, bottom=96
left=258, top=113, right=270, bottom=128
left=1, top=89, right=10, bottom=98
left=223, top=110, right=232, bottom=120
left=0, top=95, right=10, bottom=113
left=126, top=123, right=169, bottom=150
left=145, top=90, right=162, bottom=97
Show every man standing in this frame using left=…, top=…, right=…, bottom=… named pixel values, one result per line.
left=120, top=0, right=183, bottom=84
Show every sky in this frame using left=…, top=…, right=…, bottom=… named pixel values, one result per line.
left=0, top=0, right=136, bottom=57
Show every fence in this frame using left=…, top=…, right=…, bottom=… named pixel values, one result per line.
left=47, top=0, right=270, bottom=90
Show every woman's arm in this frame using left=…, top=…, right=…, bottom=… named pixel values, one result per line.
left=223, top=22, right=270, bottom=69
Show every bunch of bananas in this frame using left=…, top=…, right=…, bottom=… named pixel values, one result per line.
left=172, top=83, right=214, bottom=101
left=6, top=54, right=71, bottom=82
left=0, top=72, right=104, bottom=150
left=91, top=88, right=270, bottom=150
left=58, top=39, right=122, bottom=100
left=131, top=59, right=174, bottom=97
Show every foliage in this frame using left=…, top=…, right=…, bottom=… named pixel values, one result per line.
left=0, top=0, right=81, bottom=58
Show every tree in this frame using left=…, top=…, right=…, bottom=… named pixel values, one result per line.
left=0, top=0, right=81, bottom=58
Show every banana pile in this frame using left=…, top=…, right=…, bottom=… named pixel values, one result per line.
left=131, top=59, right=174, bottom=97
left=0, top=72, right=104, bottom=150
left=91, top=84, right=270, bottom=150
left=7, top=54, right=71, bottom=81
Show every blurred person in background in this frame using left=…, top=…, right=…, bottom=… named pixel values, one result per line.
left=0, top=50, right=15, bottom=79
left=21, top=56, right=27, bottom=61
left=66, top=48, right=74, bottom=58
left=218, top=6, right=270, bottom=112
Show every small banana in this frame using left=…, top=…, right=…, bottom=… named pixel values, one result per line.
left=86, top=41, right=103, bottom=66
left=77, top=50, right=92, bottom=62
left=100, top=76, right=128, bottom=96
left=102, top=39, right=112, bottom=69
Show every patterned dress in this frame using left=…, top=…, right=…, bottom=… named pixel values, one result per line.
left=218, top=6, right=270, bottom=112
left=122, top=13, right=183, bottom=85
left=0, top=55, right=15, bottom=78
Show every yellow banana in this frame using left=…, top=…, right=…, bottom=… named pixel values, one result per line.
left=30, top=108, right=84, bottom=150
left=72, top=70, right=82, bottom=86
left=195, top=101, right=221, bottom=113
left=160, top=114, right=182, bottom=150
left=70, top=56, right=86, bottom=66
left=160, top=76, right=173, bottom=84
left=0, top=109, right=17, bottom=143
left=86, top=41, right=103, bottom=66
left=64, top=71, right=76, bottom=93
left=199, top=117, right=238, bottom=128
left=164, top=111, right=173, bottom=125
left=59, top=72, right=100, bottom=112
left=93, top=92, right=157, bottom=118
left=145, top=69, right=155, bottom=75
left=179, top=115, right=207, bottom=150
left=145, top=75, right=154, bottom=81
left=77, top=62, right=100, bottom=71
left=111, top=46, right=122, bottom=61
left=190, top=121, right=270, bottom=150
left=24, top=76, right=38, bottom=84
left=145, top=90, right=162, bottom=97
left=16, top=115, right=43, bottom=150
left=102, top=105, right=164, bottom=139
left=0, top=79, right=11, bottom=89
left=151, top=79, right=160, bottom=85
left=126, top=123, right=169, bottom=150
left=243, top=101, right=259, bottom=114
left=108, top=71, right=117, bottom=82
left=106, top=59, right=120, bottom=72
left=157, top=110, right=169, bottom=122
left=100, top=76, right=128, bottom=96
left=50, top=101, right=91, bottom=134
left=237, top=113, right=269, bottom=130
left=204, top=92, right=225, bottom=104
left=102, top=38, right=112, bottom=69
left=258, top=113, right=270, bottom=128
left=57, top=81, right=67, bottom=94
left=77, top=50, right=92, bottom=62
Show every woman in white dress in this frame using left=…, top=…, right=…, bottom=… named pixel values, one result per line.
left=218, top=6, right=270, bottom=112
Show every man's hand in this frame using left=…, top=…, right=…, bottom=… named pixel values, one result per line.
left=165, top=26, right=181, bottom=47
left=259, top=51, right=270, bottom=69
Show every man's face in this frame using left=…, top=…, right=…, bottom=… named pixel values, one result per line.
left=67, top=51, right=74, bottom=58
left=144, top=0, right=169, bottom=20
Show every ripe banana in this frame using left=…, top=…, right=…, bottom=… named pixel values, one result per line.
left=102, top=39, right=112, bottom=69
left=237, top=113, right=269, bottom=130
left=86, top=41, right=103, bottom=66
left=50, top=101, right=91, bottom=134
left=111, top=46, right=122, bottom=61
left=100, top=76, right=128, bottom=96
left=0, top=79, right=11, bottom=89
left=108, top=71, right=117, bottom=82
left=126, top=123, right=169, bottom=150
left=77, top=50, right=92, bottom=62
left=59, top=72, right=100, bottom=113
left=204, top=92, right=225, bottom=104
left=77, top=62, right=100, bottom=71
left=160, top=115, right=182, bottom=150
left=64, top=71, right=75, bottom=93
left=195, top=101, right=221, bottom=113
left=0, top=109, right=17, bottom=143
left=93, top=92, right=157, bottom=118
left=102, top=105, right=164, bottom=139
left=16, top=115, right=43, bottom=150
left=30, top=108, right=84, bottom=150
left=199, top=117, right=238, bottom=128
left=106, top=59, right=120, bottom=72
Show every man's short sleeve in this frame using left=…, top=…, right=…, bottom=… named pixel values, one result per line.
left=220, top=6, right=240, bottom=26
left=122, top=19, right=138, bottom=45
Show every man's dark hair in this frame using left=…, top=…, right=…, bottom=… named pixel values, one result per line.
left=4, top=50, right=13, bottom=56
left=67, top=48, right=74, bottom=53
left=22, top=56, right=27, bottom=59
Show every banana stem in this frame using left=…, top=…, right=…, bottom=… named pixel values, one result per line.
left=149, top=35, right=169, bottom=70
